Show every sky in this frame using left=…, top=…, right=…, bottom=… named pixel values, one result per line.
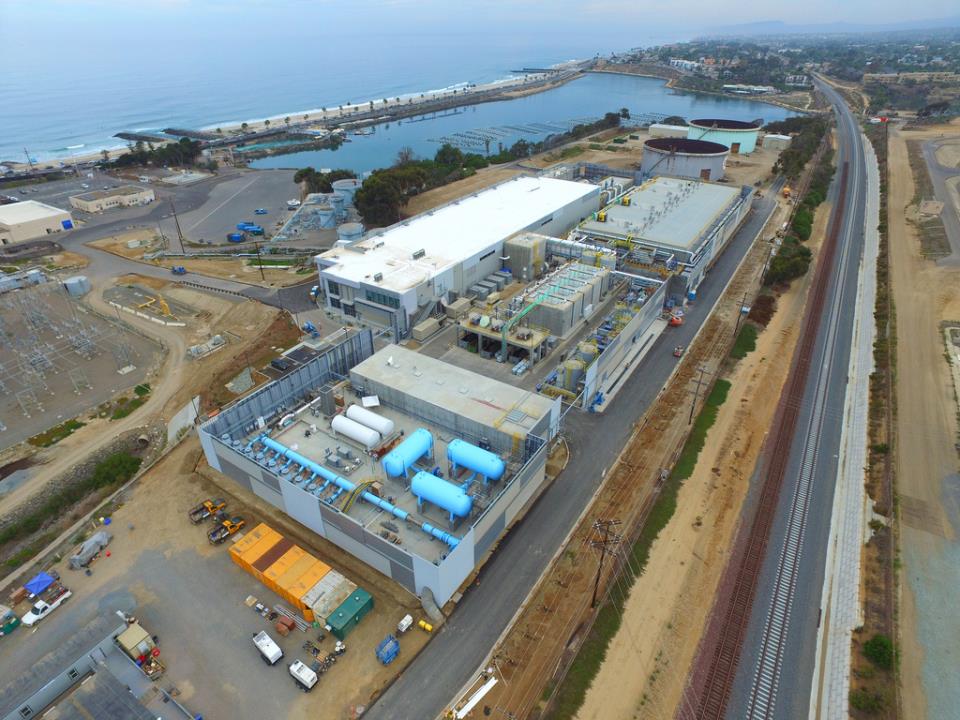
left=2, top=0, right=959, bottom=40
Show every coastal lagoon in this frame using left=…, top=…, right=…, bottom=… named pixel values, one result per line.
left=251, top=72, right=797, bottom=174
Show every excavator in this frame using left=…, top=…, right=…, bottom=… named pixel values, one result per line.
left=208, top=515, right=246, bottom=545
left=188, top=499, right=226, bottom=524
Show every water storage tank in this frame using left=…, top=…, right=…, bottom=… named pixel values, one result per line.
left=687, top=119, right=761, bottom=155
left=337, top=222, right=364, bottom=244
left=577, top=341, right=598, bottom=363
left=640, top=138, right=729, bottom=181
left=447, top=439, right=505, bottom=482
left=382, top=428, right=433, bottom=478
left=563, top=359, right=585, bottom=392
left=63, top=275, right=91, bottom=298
left=331, top=178, right=362, bottom=206
left=331, top=414, right=381, bottom=449
left=346, top=404, right=395, bottom=438
left=411, top=471, right=472, bottom=519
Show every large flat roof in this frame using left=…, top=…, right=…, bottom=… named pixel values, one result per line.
left=71, top=185, right=150, bottom=202
left=580, top=176, right=741, bottom=253
left=351, top=344, right=554, bottom=437
left=0, top=200, right=69, bottom=225
left=317, top=176, right=597, bottom=293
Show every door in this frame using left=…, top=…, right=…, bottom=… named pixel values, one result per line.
left=731, top=142, right=741, bottom=154
left=700, top=168, right=711, bottom=180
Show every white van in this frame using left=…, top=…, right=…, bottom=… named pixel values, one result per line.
left=252, top=631, right=283, bottom=665
left=289, top=660, right=318, bottom=691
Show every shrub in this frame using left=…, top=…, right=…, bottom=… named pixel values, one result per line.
left=849, top=688, right=884, bottom=713
left=862, top=633, right=894, bottom=670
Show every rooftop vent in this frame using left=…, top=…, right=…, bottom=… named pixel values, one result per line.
left=373, top=272, right=383, bottom=282
left=412, top=249, right=426, bottom=260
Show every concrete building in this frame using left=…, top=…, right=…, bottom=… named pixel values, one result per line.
left=315, top=176, right=600, bottom=338
left=761, top=133, right=793, bottom=152
left=640, top=138, right=729, bottom=181
left=69, top=185, right=155, bottom=213
left=648, top=123, right=690, bottom=139
left=0, top=201, right=73, bottom=245
left=199, top=331, right=560, bottom=607
left=577, top=175, right=753, bottom=299
left=687, top=118, right=761, bottom=154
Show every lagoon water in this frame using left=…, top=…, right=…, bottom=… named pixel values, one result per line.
left=250, top=72, right=796, bottom=174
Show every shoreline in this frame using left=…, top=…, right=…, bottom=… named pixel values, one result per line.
left=6, top=63, right=587, bottom=170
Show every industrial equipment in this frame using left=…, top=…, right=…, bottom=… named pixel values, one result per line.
left=253, top=630, right=283, bottom=665
left=116, top=619, right=165, bottom=680
left=446, top=439, right=505, bottom=483
left=381, top=428, right=433, bottom=478
left=188, top=498, right=226, bottom=524
left=397, top=614, right=413, bottom=634
left=171, top=266, right=187, bottom=275
left=208, top=515, right=246, bottom=544
left=411, top=471, right=473, bottom=521
left=376, top=634, right=400, bottom=665
left=331, top=414, right=381, bottom=449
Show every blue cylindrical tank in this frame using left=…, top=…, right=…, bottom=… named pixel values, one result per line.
left=411, top=471, right=472, bottom=518
left=447, top=439, right=505, bottom=481
left=382, top=428, right=433, bottom=478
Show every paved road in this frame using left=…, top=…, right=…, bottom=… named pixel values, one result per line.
left=920, top=139, right=960, bottom=266
left=364, top=188, right=783, bottom=720
left=725, top=80, right=868, bottom=719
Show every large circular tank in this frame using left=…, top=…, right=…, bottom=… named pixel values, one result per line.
left=577, top=341, right=598, bottom=363
left=687, top=118, right=761, bottom=154
left=563, top=359, right=585, bottom=392
left=337, top=222, right=364, bottom=244
left=331, top=178, right=362, bottom=206
left=641, top=138, right=729, bottom=181
left=313, top=203, right=337, bottom=229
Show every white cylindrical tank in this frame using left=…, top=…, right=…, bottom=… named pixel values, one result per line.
left=641, top=138, right=729, bottom=181
left=346, top=404, right=395, bottom=437
left=331, top=414, right=381, bottom=449
left=331, top=178, right=362, bottom=205
left=337, top=222, right=364, bottom=244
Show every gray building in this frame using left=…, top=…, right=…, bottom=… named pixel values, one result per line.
left=200, top=331, right=560, bottom=606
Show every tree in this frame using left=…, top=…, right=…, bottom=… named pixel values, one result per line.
left=264, top=119, right=271, bottom=128
left=101, top=149, right=110, bottom=163
left=863, top=634, right=894, bottom=670
left=284, top=116, right=290, bottom=126
left=619, top=107, right=631, bottom=119
left=434, top=144, right=463, bottom=168
left=355, top=175, right=404, bottom=226
left=304, top=114, right=309, bottom=120
left=216, top=127, right=222, bottom=134
left=662, top=115, right=687, bottom=126
left=241, top=122, right=249, bottom=131
left=395, top=146, right=416, bottom=165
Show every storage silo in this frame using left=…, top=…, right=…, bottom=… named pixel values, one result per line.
left=337, top=222, right=364, bottom=244
left=640, top=138, right=729, bottom=181
left=687, top=119, right=761, bottom=154
left=331, top=178, right=362, bottom=206
left=64, top=275, right=91, bottom=297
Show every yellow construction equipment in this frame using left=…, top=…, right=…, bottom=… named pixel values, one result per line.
left=137, top=294, right=174, bottom=318
left=208, top=515, right=246, bottom=544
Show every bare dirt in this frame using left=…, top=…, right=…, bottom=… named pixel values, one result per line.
left=574, top=200, right=829, bottom=720
left=88, top=231, right=312, bottom=288
left=887, top=123, right=960, bottom=720
left=934, top=141, right=960, bottom=169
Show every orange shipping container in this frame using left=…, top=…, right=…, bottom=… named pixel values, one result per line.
left=228, top=523, right=276, bottom=564
left=263, top=547, right=306, bottom=595
left=277, top=554, right=317, bottom=591
left=250, top=538, right=294, bottom=582
left=232, top=529, right=283, bottom=573
left=288, top=561, right=331, bottom=605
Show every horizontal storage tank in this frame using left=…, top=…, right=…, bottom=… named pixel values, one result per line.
left=346, top=404, right=395, bottom=438
left=331, top=414, right=381, bottom=449
left=63, top=275, right=91, bottom=298
left=447, top=439, right=505, bottom=482
left=331, top=178, right=362, bottom=205
left=411, top=470, right=473, bottom=518
left=382, top=428, right=433, bottom=478
left=641, top=138, right=729, bottom=181
left=687, top=118, right=761, bottom=154
left=337, top=222, right=364, bottom=244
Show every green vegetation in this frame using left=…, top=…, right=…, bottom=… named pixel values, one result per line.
left=765, top=238, right=813, bottom=285
left=766, top=116, right=831, bottom=180
left=110, top=397, right=146, bottom=420
left=849, top=688, right=885, bottom=713
left=0, top=452, right=142, bottom=563
left=355, top=113, right=622, bottom=227
left=246, top=258, right=298, bottom=267
left=293, top=167, right=356, bottom=194
left=546, top=380, right=731, bottom=719
left=28, top=419, right=86, bottom=448
left=862, top=633, right=895, bottom=670
left=110, top=137, right=203, bottom=168
left=731, top=324, right=758, bottom=359
left=133, top=383, right=151, bottom=397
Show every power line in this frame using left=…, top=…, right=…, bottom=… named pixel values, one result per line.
left=590, top=519, right=622, bottom=609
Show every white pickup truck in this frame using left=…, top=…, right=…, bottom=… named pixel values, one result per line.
left=252, top=630, right=283, bottom=665
left=21, top=588, right=72, bottom=627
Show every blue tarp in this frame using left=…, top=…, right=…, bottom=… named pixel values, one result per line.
left=24, top=572, right=55, bottom=596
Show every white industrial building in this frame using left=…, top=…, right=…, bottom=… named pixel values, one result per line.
left=577, top=176, right=753, bottom=300
left=315, top=176, right=600, bottom=337
left=0, top=201, right=73, bottom=245
left=69, top=185, right=154, bottom=213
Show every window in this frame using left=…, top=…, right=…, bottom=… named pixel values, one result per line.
left=19, top=706, right=32, bottom=718
left=326, top=280, right=340, bottom=296
left=539, top=215, right=553, bottom=227
left=479, top=249, right=496, bottom=262
left=68, top=668, right=80, bottom=680
left=329, top=297, right=341, bottom=309
left=364, top=290, right=400, bottom=308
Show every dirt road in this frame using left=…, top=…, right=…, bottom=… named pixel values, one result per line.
left=888, top=124, right=960, bottom=720
left=574, top=201, right=828, bottom=720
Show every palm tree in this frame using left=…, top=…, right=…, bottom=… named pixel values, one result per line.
left=264, top=119, right=271, bottom=128
left=284, top=116, right=290, bottom=127
left=241, top=122, right=249, bottom=131
left=303, top=114, right=309, bottom=121
left=100, top=149, right=110, bottom=162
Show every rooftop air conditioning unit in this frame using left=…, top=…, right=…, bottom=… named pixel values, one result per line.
left=374, top=272, right=383, bottom=282
left=412, top=249, right=426, bottom=260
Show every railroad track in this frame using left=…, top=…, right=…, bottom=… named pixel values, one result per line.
left=692, top=163, right=850, bottom=720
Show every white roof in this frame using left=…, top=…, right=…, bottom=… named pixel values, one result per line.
left=0, top=200, right=69, bottom=225
left=317, top=176, right=596, bottom=293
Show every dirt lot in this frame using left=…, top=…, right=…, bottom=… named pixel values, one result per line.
left=575, top=199, right=829, bottom=720
left=935, top=140, right=960, bottom=169
left=0, top=437, right=430, bottom=720
left=88, top=231, right=313, bottom=288
left=887, top=122, right=960, bottom=720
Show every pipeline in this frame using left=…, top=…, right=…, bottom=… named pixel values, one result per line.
left=258, top=436, right=459, bottom=548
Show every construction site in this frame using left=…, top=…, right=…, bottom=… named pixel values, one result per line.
left=0, top=271, right=159, bottom=450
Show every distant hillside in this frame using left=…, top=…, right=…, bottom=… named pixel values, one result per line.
left=700, top=16, right=960, bottom=39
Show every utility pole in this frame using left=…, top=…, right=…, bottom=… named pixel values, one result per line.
left=169, top=198, right=185, bottom=254
left=254, top=242, right=265, bottom=281
left=732, top=291, right=749, bottom=338
left=688, top=365, right=711, bottom=425
left=590, top=519, right=622, bottom=609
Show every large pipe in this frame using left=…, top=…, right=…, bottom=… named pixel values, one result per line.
left=258, top=436, right=458, bottom=548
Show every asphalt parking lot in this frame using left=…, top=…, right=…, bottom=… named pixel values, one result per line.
left=160, top=170, right=296, bottom=245
left=3, top=169, right=119, bottom=211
